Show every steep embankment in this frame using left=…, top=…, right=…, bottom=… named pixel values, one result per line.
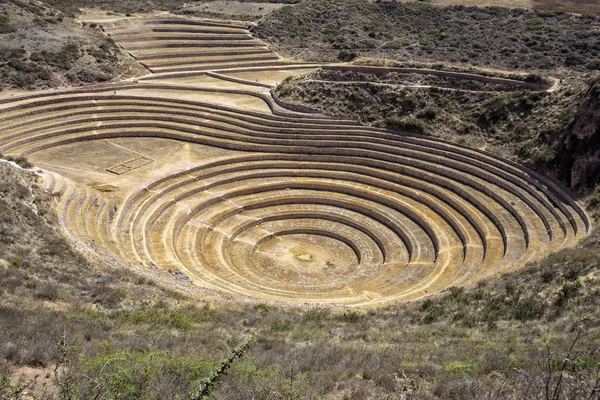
left=555, top=78, right=600, bottom=191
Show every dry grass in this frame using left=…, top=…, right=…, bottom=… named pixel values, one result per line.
left=0, top=0, right=143, bottom=89
left=255, top=0, right=600, bottom=72
left=0, top=162, right=599, bottom=398
left=429, top=0, right=600, bottom=17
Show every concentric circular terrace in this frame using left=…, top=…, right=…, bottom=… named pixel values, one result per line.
left=0, top=15, right=590, bottom=306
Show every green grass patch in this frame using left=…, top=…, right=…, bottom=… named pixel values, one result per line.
left=444, top=360, right=478, bottom=375
left=117, top=307, right=216, bottom=330
left=77, top=350, right=218, bottom=399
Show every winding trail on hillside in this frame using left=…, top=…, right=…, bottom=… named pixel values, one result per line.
left=0, top=14, right=588, bottom=306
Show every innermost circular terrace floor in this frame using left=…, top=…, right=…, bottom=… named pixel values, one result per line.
left=253, top=233, right=360, bottom=284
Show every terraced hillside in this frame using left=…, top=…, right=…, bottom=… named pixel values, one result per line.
left=0, top=15, right=590, bottom=306
left=99, top=16, right=319, bottom=80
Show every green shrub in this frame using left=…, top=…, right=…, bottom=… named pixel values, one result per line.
left=526, top=18, right=544, bottom=27
left=341, top=310, right=362, bottom=323
left=255, top=303, right=271, bottom=313
left=516, top=96, right=537, bottom=112
left=565, top=53, right=585, bottom=67
left=513, top=296, right=545, bottom=321
left=416, top=106, right=438, bottom=120
left=478, top=97, right=508, bottom=126
left=448, top=286, right=465, bottom=300
left=563, top=262, right=585, bottom=281
left=444, top=361, right=477, bottom=375
left=0, top=14, right=16, bottom=34
left=524, top=72, right=544, bottom=83
left=385, top=116, right=426, bottom=134
left=419, top=298, right=445, bottom=323
left=338, top=50, right=358, bottom=62
left=402, top=93, right=418, bottom=111
left=555, top=280, right=582, bottom=307
left=78, top=350, right=217, bottom=399
left=9, top=258, right=21, bottom=268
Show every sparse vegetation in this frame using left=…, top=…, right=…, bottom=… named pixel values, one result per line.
left=41, top=0, right=300, bottom=16
left=255, top=0, right=600, bottom=71
left=0, top=13, right=16, bottom=34
left=0, top=0, right=142, bottom=89
left=1, top=1, right=600, bottom=398
left=274, top=68, right=600, bottom=191
left=0, top=159, right=599, bottom=399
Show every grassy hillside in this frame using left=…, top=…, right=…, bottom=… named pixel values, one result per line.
left=0, top=0, right=143, bottom=90
left=41, top=0, right=300, bottom=16
left=0, top=160, right=248, bottom=399
left=1, top=156, right=599, bottom=399
left=254, top=0, right=600, bottom=72
left=429, top=0, right=600, bottom=17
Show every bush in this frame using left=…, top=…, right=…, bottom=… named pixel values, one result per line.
left=555, top=280, right=582, bottom=307
left=402, top=93, right=418, bottom=111
left=30, top=42, right=80, bottom=69
left=385, top=116, right=426, bottom=134
left=524, top=72, right=545, bottom=83
left=337, top=50, right=358, bottom=62
left=416, top=106, right=438, bottom=120
left=448, top=286, right=465, bottom=300
left=340, top=310, right=362, bottom=323
left=419, top=298, right=445, bottom=323
left=5, top=155, right=33, bottom=169
left=76, top=350, right=217, bottom=399
left=9, top=258, right=21, bottom=268
left=255, top=303, right=271, bottom=313
left=513, top=296, right=545, bottom=321
left=478, top=97, right=508, bottom=126
left=565, top=53, right=585, bottom=67
left=0, top=14, right=16, bottom=34
left=526, top=18, right=544, bottom=27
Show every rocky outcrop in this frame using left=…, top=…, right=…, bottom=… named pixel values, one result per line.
left=556, top=78, right=600, bottom=192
